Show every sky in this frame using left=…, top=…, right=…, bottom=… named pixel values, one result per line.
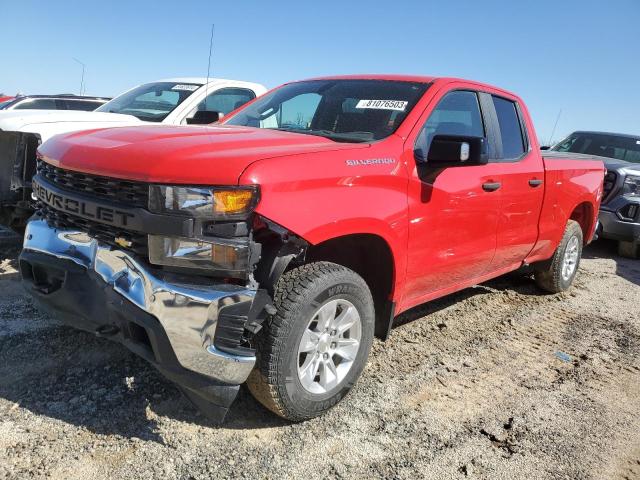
left=1, top=0, right=638, bottom=144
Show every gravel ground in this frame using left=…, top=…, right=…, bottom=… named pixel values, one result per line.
left=0, top=232, right=639, bottom=480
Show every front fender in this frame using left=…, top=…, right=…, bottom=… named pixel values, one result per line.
left=241, top=145, right=410, bottom=302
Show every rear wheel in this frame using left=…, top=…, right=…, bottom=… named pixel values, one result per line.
left=618, top=240, right=639, bottom=259
left=534, top=220, right=583, bottom=293
left=247, top=262, right=374, bottom=421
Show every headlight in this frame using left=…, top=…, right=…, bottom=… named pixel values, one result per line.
left=147, top=185, right=258, bottom=276
left=622, top=175, right=640, bottom=197
left=148, top=236, right=249, bottom=274
left=149, top=185, right=259, bottom=219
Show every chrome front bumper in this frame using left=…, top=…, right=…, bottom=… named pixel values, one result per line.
left=22, top=219, right=256, bottom=385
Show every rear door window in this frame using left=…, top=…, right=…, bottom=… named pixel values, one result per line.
left=492, top=96, right=526, bottom=159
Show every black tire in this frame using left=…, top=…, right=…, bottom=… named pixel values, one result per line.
left=534, top=220, right=583, bottom=293
left=246, top=262, right=374, bottom=421
left=618, top=240, right=639, bottom=259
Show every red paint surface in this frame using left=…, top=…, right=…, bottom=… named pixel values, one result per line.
left=38, top=76, right=604, bottom=316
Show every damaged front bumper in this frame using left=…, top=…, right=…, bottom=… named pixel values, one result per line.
left=20, top=219, right=264, bottom=421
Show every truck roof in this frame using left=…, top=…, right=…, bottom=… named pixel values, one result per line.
left=13, top=94, right=111, bottom=101
left=570, top=131, right=640, bottom=140
left=307, top=74, right=437, bottom=83
left=157, top=77, right=260, bottom=85
left=300, top=74, right=520, bottom=99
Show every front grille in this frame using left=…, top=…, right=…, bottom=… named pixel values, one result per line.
left=603, top=171, right=617, bottom=201
left=39, top=205, right=148, bottom=256
left=36, top=160, right=149, bottom=209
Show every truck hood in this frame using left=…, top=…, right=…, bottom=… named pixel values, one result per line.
left=546, top=150, right=640, bottom=174
left=600, top=157, right=640, bottom=174
left=38, top=125, right=370, bottom=184
left=0, top=110, right=143, bottom=138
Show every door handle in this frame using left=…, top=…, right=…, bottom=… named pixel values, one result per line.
left=482, top=182, right=501, bottom=192
left=529, top=179, right=543, bottom=187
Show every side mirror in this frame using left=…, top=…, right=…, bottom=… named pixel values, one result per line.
left=540, top=145, right=551, bottom=150
left=186, top=110, right=221, bottom=125
left=419, top=135, right=488, bottom=166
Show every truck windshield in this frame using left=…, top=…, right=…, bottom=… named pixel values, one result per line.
left=553, top=132, right=640, bottom=164
left=96, top=82, right=202, bottom=122
left=223, top=79, right=430, bottom=142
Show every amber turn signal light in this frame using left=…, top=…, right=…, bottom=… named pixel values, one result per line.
left=213, top=189, right=255, bottom=215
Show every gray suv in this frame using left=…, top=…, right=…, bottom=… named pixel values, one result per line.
left=551, top=131, right=640, bottom=258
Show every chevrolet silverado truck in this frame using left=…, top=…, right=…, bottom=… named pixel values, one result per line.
left=19, top=75, right=604, bottom=422
left=0, top=77, right=267, bottom=229
left=549, top=131, right=640, bottom=258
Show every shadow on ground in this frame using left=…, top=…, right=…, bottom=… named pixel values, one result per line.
left=0, top=237, right=21, bottom=271
left=0, top=323, right=287, bottom=444
left=393, top=269, right=544, bottom=330
left=584, top=239, right=640, bottom=287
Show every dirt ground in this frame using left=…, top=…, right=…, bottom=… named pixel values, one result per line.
left=0, top=230, right=638, bottom=480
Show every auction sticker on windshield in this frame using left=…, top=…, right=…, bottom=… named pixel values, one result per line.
left=355, top=100, right=408, bottom=111
left=172, top=84, right=200, bottom=91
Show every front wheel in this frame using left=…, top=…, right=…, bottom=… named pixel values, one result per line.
left=534, top=220, right=583, bottom=293
left=247, top=262, right=374, bottom=421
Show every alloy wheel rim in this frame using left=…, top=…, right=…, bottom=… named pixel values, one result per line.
left=562, top=235, right=580, bottom=281
left=297, top=299, right=362, bottom=394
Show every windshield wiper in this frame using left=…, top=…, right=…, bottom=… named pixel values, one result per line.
left=272, top=127, right=370, bottom=143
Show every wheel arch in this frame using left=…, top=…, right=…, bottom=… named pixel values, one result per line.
left=569, top=200, right=596, bottom=244
left=253, top=217, right=401, bottom=341
left=305, top=233, right=397, bottom=340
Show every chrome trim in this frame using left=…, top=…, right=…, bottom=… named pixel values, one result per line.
left=23, top=219, right=256, bottom=384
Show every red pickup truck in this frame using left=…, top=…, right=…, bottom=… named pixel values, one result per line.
left=20, top=75, right=604, bottom=422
